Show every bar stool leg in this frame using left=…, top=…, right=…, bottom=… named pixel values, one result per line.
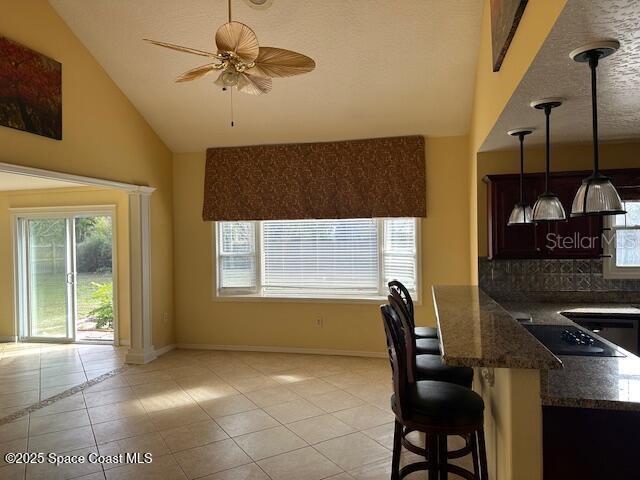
left=427, top=434, right=439, bottom=479
left=477, top=427, right=489, bottom=480
left=470, top=432, right=480, bottom=479
left=391, top=420, right=402, bottom=480
left=438, top=435, right=448, bottom=480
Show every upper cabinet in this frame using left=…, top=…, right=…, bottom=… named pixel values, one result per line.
left=485, top=169, right=640, bottom=260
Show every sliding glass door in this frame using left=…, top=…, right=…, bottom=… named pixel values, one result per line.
left=26, top=218, right=73, bottom=339
left=15, top=208, right=116, bottom=343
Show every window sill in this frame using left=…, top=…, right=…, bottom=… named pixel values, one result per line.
left=213, top=293, right=422, bottom=305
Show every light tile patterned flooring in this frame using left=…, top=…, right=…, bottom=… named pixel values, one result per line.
left=0, top=344, right=472, bottom=479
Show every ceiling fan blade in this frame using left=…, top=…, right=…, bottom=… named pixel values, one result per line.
left=143, top=39, right=218, bottom=58
left=251, top=47, right=316, bottom=78
left=176, top=64, right=218, bottom=82
left=237, top=73, right=272, bottom=95
left=215, top=22, right=260, bottom=62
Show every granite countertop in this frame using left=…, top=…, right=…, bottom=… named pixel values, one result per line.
left=499, top=300, right=640, bottom=411
left=431, top=286, right=562, bottom=370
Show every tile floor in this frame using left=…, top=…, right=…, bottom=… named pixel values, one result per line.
left=0, top=344, right=473, bottom=479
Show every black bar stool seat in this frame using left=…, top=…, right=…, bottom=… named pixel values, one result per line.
left=393, top=380, right=484, bottom=429
left=415, top=354, right=474, bottom=388
left=415, top=338, right=441, bottom=355
left=415, top=326, right=438, bottom=339
left=381, top=303, right=489, bottom=480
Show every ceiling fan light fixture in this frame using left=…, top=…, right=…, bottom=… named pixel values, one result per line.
left=570, top=40, right=626, bottom=217
left=221, top=71, right=239, bottom=86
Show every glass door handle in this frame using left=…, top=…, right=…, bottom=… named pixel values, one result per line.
left=66, top=273, right=75, bottom=285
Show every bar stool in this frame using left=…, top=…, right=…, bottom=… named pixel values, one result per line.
left=388, top=295, right=475, bottom=461
left=388, top=280, right=438, bottom=339
left=381, top=304, right=488, bottom=480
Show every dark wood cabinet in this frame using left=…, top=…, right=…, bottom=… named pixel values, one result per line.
left=484, top=169, right=640, bottom=259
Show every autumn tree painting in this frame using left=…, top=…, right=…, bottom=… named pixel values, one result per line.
left=0, top=36, right=62, bottom=140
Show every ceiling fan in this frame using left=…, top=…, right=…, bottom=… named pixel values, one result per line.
left=143, top=0, right=315, bottom=97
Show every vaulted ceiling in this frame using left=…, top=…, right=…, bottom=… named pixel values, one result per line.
left=50, top=0, right=483, bottom=152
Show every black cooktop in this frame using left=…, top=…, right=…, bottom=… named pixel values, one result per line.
left=522, top=325, right=625, bottom=357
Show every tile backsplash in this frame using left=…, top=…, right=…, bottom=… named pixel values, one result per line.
left=479, top=257, right=640, bottom=302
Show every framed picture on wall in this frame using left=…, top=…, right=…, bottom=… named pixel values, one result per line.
left=0, top=36, right=62, bottom=140
left=490, top=0, right=528, bottom=72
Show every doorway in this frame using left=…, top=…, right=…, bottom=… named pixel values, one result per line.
left=14, top=207, right=117, bottom=344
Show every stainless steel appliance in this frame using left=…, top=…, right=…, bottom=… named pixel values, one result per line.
left=522, top=324, right=625, bottom=357
left=561, top=314, right=639, bottom=356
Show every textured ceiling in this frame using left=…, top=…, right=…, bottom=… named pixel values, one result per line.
left=481, top=0, right=640, bottom=152
left=49, top=0, right=483, bottom=152
left=0, top=172, right=80, bottom=191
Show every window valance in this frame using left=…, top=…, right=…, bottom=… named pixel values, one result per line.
left=202, top=135, right=426, bottom=221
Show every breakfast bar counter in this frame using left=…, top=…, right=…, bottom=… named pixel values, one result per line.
left=431, top=285, right=561, bottom=370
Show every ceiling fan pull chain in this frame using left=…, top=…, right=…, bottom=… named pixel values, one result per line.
left=230, top=87, right=235, bottom=127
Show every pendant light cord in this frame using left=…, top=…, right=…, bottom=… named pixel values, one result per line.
left=544, top=105, right=551, bottom=193
left=519, top=134, right=525, bottom=204
left=589, top=53, right=600, bottom=175
left=228, top=0, right=232, bottom=22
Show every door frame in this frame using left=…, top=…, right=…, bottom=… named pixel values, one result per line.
left=1, top=161, right=157, bottom=363
left=12, top=205, right=118, bottom=345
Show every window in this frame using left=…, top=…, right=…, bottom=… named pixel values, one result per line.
left=215, top=218, right=419, bottom=300
left=604, top=199, right=640, bottom=279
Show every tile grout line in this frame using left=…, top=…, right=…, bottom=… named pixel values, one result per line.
left=0, top=365, right=129, bottom=426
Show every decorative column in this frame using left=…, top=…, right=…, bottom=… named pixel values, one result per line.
left=125, top=188, right=156, bottom=364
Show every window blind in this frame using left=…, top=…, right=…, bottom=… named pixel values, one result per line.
left=216, top=218, right=419, bottom=299
left=613, top=201, right=640, bottom=267
left=217, top=222, right=257, bottom=291
left=262, top=219, right=379, bottom=294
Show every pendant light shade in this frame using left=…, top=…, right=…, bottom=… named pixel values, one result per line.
left=508, top=204, right=533, bottom=225
left=572, top=173, right=625, bottom=216
left=570, top=41, right=626, bottom=217
left=532, top=193, right=566, bottom=221
left=507, top=128, right=534, bottom=226
left=530, top=99, right=566, bottom=222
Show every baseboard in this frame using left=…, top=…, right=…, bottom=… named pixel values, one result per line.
left=176, top=343, right=386, bottom=358
left=0, top=336, right=17, bottom=343
left=155, top=343, right=176, bottom=357
left=118, top=339, right=131, bottom=346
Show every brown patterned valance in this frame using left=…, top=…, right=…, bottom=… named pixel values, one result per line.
left=202, top=135, right=426, bottom=221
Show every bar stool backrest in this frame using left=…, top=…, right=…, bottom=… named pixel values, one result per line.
left=381, top=304, right=410, bottom=422
left=388, top=294, right=417, bottom=383
left=388, top=280, right=415, bottom=326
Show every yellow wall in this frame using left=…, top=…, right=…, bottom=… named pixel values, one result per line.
left=173, top=136, right=471, bottom=353
left=477, top=141, right=640, bottom=257
left=467, top=0, right=568, bottom=281
left=0, top=0, right=175, bottom=348
left=0, top=187, right=131, bottom=343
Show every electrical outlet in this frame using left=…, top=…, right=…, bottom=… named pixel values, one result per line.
left=315, top=315, right=323, bottom=328
left=162, top=312, right=170, bottom=323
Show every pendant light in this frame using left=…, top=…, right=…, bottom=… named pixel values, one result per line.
left=507, top=128, right=534, bottom=225
left=570, top=41, right=626, bottom=217
left=530, top=98, right=566, bottom=222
